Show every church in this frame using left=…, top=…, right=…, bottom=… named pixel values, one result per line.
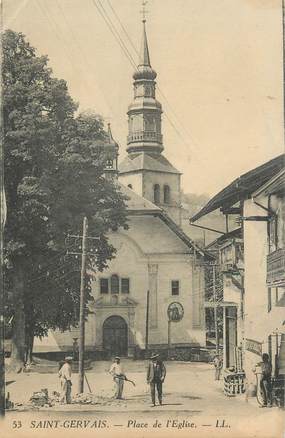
left=34, top=19, right=212, bottom=358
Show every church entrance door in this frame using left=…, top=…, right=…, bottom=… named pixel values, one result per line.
left=103, top=316, right=128, bottom=358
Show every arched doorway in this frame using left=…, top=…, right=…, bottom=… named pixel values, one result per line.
left=103, top=316, right=128, bottom=358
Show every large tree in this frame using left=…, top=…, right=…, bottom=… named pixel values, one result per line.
left=3, top=30, right=128, bottom=371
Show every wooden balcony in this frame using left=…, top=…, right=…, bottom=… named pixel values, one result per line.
left=267, top=248, right=285, bottom=287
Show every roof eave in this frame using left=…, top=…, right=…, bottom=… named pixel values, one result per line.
left=158, top=211, right=215, bottom=259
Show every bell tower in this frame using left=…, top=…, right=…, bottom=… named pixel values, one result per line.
left=127, top=19, right=163, bottom=155
left=119, top=13, right=182, bottom=226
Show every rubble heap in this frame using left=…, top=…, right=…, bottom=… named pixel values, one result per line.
left=29, top=389, right=60, bottom=408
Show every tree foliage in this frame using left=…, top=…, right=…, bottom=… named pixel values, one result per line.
left=3, top=30, right=128, bottom=369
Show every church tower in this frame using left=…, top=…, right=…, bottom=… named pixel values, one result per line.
left=119, top=18, right=182, bottom=225
left=103, top=123, right=119, bottom=180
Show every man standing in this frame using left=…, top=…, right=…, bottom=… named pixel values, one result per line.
left=147, top=353, right=166, bottom=406
left=58, top=356, right=73, bottom=404
left=255, top=353, right=272, bottom=407
left=109, top=356, right=125, bottom=399
left=213, top=355, right=223, bottom=381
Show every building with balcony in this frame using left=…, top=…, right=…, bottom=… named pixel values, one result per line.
left=190, top=154, right=285, bottom=394
left=249, top=168, right=285, bottom=379
left=206, top=228, right=244, bottom=369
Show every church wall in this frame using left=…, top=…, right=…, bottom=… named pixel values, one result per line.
left=142, top=171, right=182, bottom=225
left=123, top=216, right=189, bottom=253
left=118, top=172, right=143, bottom=194
left=34, top=217, right=206, bottom=355
left=89, top=224, right=206, bottom=354
left=146, top=260, right=205, bottom=347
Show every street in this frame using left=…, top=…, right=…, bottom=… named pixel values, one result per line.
left=2, top=360, right=284, bottom=438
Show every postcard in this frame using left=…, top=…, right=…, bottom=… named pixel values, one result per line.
left=1, top=1, right=284, bottom=437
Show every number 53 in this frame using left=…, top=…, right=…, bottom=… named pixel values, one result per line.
left=12, top=420, right=22, bottom=429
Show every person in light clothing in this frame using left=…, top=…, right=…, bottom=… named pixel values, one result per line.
left=213, top=355, right=223, bottom=380
left=109, top=356, right=125, bottom=399
left=58, top=356, right=73, bottom=404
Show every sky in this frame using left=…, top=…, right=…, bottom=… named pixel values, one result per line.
left=3, top=0, right=285, bottom=196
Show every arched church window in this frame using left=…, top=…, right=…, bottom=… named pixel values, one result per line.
left=163, top=185, right=170, bottom=204
left=154, top=184, right=160, bottom=204
left=111, top=274, right=120, bottom=294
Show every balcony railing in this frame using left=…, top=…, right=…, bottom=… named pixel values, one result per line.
left=127, top=131, right=163, bottom=144
left=267, top=248, right=285, bottom=287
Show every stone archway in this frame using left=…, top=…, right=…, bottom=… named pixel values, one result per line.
left=103, top=315, right=128, bottom=358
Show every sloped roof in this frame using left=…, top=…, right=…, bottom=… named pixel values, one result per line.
left=253, top=168, right=285, bottom=197
left=206, top=228, right=242, bottom=250
left=119, top=152, right=181, bottom=174
left=190, top=154, right=285, bottom=223
left=118, top=181, right=161, bottom=213
left=158, top=210, right=214, bottom=259
left=117, top=181, right=213, bottom=259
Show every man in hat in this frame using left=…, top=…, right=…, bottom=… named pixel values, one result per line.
left=147, top=353, right=166, bottom=406
left=254, top=353, right=272, bottom=407
left=58, top=356, right=73, bottom=404
left=109, top=356, right=125, bottom=399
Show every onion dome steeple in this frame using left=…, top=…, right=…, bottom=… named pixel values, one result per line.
left=133, top=20, right=157, bottom=81
left=127, top=18, right=163, bottom=155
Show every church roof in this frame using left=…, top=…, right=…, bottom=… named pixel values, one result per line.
left=118, top=181, right=161, bottom=213
left=118, top=181, right=213, bottom=259
left=119, top=152, right=181, bottom=175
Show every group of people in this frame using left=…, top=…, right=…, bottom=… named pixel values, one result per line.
left=58, top=351, right=273, bottom=408
left=212, top=352, right=273, bottom=408
left=58, top=352, right=166, bottom=407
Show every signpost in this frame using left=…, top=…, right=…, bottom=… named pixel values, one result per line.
left=245, top=338, right=263, bottom=357
left=167, top=302, right=184, bottom=359
left=78, top=217, right=88, bottom=394
left=145, top=290, right=150, bottom=356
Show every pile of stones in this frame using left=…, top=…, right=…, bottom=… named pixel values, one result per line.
left=29, top=389, right=60, bottom=408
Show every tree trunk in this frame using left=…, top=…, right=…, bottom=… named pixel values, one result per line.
left=25, top=330, right=34, bottom=366
left=9, top=264, right=26, bottom=373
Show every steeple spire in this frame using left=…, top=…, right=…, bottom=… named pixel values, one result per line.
left=107, top=122, right=115, bottom=143
left=139, top=20, right=151, bottom=67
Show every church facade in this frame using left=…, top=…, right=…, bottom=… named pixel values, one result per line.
left=34, top=19, right=211, bottom=358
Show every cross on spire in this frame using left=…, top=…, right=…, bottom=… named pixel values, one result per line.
left=140, top=0, right=148, bottom=23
